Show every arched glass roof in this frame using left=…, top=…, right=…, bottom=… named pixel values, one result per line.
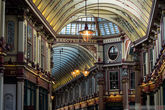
left=52, top=44, right=96, bottom=89
left=59, top=17, right=120, bottom=36
left=28, top=0, right=154, bottom=42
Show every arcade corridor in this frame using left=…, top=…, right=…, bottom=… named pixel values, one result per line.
left=0, top=0, right=165, bottom=110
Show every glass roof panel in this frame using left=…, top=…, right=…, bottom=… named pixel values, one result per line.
left=59, top=17, right=120, bottom=36
left=52, top=44, right=96, bottom=89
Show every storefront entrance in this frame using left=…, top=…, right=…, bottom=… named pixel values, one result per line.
left=105, top=102, right=123, bottom=110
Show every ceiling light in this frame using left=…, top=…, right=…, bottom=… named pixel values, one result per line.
left=79, top=0, right=95, bottom=42
left=82, top=70, right=89, bottom=77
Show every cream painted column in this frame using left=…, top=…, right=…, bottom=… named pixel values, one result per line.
left=160, top=86, right=163, bottom=109
left=122, top=77, right=129, bottom=110
left=121, top=37, right=125, bottom=60
left=0, top=0, right=2, bottom=36
left=36, top=85, right=39, bottom=110
left=17, top=78, right=24, bottom=110
left=146, top=95, right=150, bottom=110
left=135, top=70, right=141, bottom=110
left=48, top=93, right=51, bottom=110
left=0, top=0, right=5, bottom=110
left=1, top=0, right=5, bottom=37
left=154, top=93, right=157, bottom=110
left=158, top=89, right=160, bottom=110
left=0, top=71, right=4, bottom=110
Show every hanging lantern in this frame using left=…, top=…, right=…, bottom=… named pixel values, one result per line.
left=79, top=23, right=95, bottom=42
left=51, top=96, right=55, bottom=100
left=82, top=70, right=90, bottom=77
left=74, top=69, right=80, bottom=75
left=71, top=71, right=77, bottom=77
left=78, top=0, right=95, bottom=42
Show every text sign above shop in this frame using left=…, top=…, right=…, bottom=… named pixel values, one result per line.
left=56, top=38, right=97, bottom=44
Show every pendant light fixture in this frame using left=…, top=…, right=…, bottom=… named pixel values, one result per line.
left=79, top=0, right=95, bottom=42
left=82, top=66, right=90, bottom=77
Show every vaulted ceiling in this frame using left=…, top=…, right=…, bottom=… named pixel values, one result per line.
left=52, top=44, right=96, bottom=89
left=26, top=0, right=154, bottom=42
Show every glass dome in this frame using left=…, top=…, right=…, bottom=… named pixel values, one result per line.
left=59, top=17, right=120, bottom=36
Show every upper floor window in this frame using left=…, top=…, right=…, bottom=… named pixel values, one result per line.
left=41, top=39, right=45, bottom=69
left=150, top=48, right=154, bottom=72
left=24, top=24, right=27, bottom=55
left=109, top=71, right=119, bottom=89
left=163, top=17, right=165, bottom=43
left=27, top=24, right=33, bottom=61
left=130, top=72, right=135, bottom=89
left=33, top=34, right=37, bottom=62
left=143, top=52, right=146, bottom=76
left=7, top=21, right=15, bottom=50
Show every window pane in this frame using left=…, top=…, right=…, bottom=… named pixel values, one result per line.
left=130, top=72, right=135, bottom=89
left=27, top=24, right=33, bottom=42
left=109, top=71, right=119, bottom=89
left=7, top=21, right=15, bottom=49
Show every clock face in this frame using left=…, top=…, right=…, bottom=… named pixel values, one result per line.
left=108, top=46, right=118, bottom=61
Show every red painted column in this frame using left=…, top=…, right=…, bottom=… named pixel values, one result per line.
left=98, top=78, right=105, bottom=110
left=122, top=76, right=129, bottom=110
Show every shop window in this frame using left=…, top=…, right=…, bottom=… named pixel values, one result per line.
left=92, top=77, right=95, bottom=94
left=65, top=91, right=68, bottom=103
left=88, top=78, right=92, bottom=95
left=27, top=24, right=33, bottom=61
left=69, top=89, right=73, bottom=101
left=75, top=85, right=79, bottom=99
left=81, top=81, right=86, bottom=97
left=39, top=87, right=48, bottom=110
left=130, top=72, right=135, bottom=89
left=24, top=80, right=36, bottom=109
left=7, top=21, right=15, bottom=50
left=143, top=52, right=146, bottom=76
left=109, top=71, right=119, bottom=89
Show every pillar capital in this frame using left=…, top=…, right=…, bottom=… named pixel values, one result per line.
left=0, top=72, right=3, bottom=77
left=16, top=77, right=24, bottom=82
left=18, top=15, right=25, bottom=21
left=98, top=78, right=104, bottom=85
